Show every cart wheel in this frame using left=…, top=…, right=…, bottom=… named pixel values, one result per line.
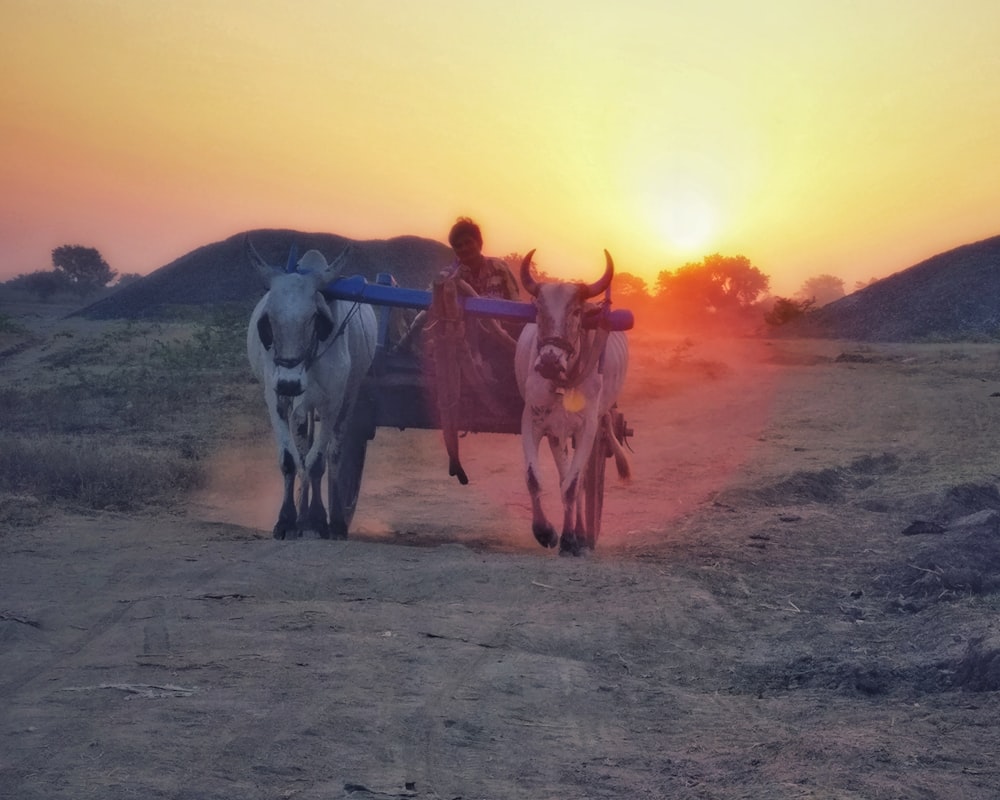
left=582, top=406, right=630, bottom=550
left=329, top=392, right=375, bottom=538
left=582, top=426, right=608, bottom=550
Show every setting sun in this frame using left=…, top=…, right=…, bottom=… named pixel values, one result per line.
left=657, top=188, right=718, bottom=257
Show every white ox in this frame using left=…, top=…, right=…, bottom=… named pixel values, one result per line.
left=246, top=238, right=377, bottom=539
left=515, top=250, right=630, bottom=555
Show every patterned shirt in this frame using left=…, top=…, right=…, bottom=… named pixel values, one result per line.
left=440, top=257, right=520, bottom=301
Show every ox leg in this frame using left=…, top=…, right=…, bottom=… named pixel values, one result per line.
left=274, top=448, right=298, bottom=540
left=547, top=436, right=582, bottom=556
left=304, top=449, right=331, bottom=539
left=266, top=395, right=300, bottom=540
left=558, top=415, right=601, bottom=557
left=290, top=408, right=332, bottom=540
left=558, top=469, right=585, bottom=556
left=292, top=409, right=322, bottom=536
left=301, top=406, right=343, bottom=539
left=522, top=410, right=557, bottom=549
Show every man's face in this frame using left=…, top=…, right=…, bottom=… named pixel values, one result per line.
left=452, top=235, right=483, bottom=267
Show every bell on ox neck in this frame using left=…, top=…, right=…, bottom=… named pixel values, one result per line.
left=562, top=388, right=586, bottom=412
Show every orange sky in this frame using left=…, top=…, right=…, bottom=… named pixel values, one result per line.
left=1, top=1, right=998, bottom=295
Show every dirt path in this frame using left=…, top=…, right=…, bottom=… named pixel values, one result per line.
left=4, top=336, right=1000, bottom=798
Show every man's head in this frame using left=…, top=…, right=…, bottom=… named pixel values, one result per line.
left=448, top=217, right=482, bottom=249
left=448, top=217, right=485, bottom=268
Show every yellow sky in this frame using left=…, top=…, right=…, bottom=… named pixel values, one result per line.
left=1, top=0, right=998, bottom=294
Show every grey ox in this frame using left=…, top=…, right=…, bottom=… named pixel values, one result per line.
left=515, top=250, right=631, bottom=555
left=246, top=238, right=377, bottom=539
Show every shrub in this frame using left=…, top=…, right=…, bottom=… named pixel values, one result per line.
left=765, top=296, right=815, bottom=326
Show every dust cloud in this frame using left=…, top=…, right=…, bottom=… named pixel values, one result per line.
left=191, top=333, right=785, bottom=554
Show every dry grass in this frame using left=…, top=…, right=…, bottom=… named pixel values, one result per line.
left=0, top=435, right=203, bottom=512
left=0, top=306, right=257, bottom=518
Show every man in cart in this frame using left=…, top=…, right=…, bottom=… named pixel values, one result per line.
left=397, top=216, right=521, bottom=351
left=397, top=217, right=524, bottom=484
left=441, top=216, right=520, bottom=302
left=438, top=216, right=523, bottom=365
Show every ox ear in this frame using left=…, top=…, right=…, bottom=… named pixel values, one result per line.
left=246, top=235, right=281, bottom=288
left=314, top=295, right=336, bottom=341
left=256, top=313, right=273, bottom=350
left=314, top=310, right=334, bottom=341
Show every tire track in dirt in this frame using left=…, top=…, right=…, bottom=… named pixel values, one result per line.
left=0, top=533, right=272, bottom=698
left=402, top=616, right=521, bottom=796
left=0, top=530, right=296, bottom=796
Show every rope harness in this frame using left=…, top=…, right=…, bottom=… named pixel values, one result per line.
left=272, top=301, right=363, bottom=372
left=540, top=303, right=611, bottom=392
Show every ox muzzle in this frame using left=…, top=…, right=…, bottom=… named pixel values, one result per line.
left=273, top=356, right=308, bottom=397
left=535, top=337, right=575, bottom=382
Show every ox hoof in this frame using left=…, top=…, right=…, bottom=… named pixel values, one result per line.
left=559, top=534, right=585, bottom=557
left=295, top=510, right=330, bottom=539
left=274, top=508, right=299, bottom=539
left=324, top=520, right=349, bottom=540
left=299, top=521, right=330, bottom=539
left=273, top=524, right=294, bottom=540
left=449, top=460, right=469, bottom=485
left=533, top=522, right=558, bottom=549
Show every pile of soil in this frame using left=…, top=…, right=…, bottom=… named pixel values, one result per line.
left=77, top=229, right=451, bottom=320
left=783, top=233, right=1000, bottom=341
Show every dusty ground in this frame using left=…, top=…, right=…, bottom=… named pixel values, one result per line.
left=4, top=311, right=1000, bottom=799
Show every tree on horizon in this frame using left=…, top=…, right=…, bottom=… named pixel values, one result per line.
left=52, top=245, right=117, bottom=294
left=796, top=273, right=845, bottom=307
left=655, top=253, right=770, bottom=323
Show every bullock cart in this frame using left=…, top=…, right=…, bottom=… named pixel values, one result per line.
left=320, top=272, right=634, bottom=550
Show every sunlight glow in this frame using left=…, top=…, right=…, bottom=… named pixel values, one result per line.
left=658, top=189, right=717, bottom=255
left=1, top=1, right=1000, bottom=293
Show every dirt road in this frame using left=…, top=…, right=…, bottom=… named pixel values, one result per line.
left=4, top=335, right=1000, bottom=798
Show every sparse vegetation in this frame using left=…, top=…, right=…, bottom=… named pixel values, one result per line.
left=0, top=309, right=257, bottom=513
left=0, top=435, right=203, bottom=511
left=764, top=296, right=815, bottom=326
left=0, top=312, right=27, bottom=334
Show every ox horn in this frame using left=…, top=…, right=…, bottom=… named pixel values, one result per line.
left=245, top=235, right=281, bottom=287
left=285, top=243, right=299, bottom=273
left=583, top=250, right=615, bottom=298
left=520, top=249, right=540, bottom=297
left=321, top=244, right=353, bottom=285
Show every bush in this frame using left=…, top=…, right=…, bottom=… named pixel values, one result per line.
left=765, top=296, right=815, bottom=326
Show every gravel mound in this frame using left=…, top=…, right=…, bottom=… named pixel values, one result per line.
left=78, top=229, right=452, bottom=320
left=781, top=233, right=1000, bottom=341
